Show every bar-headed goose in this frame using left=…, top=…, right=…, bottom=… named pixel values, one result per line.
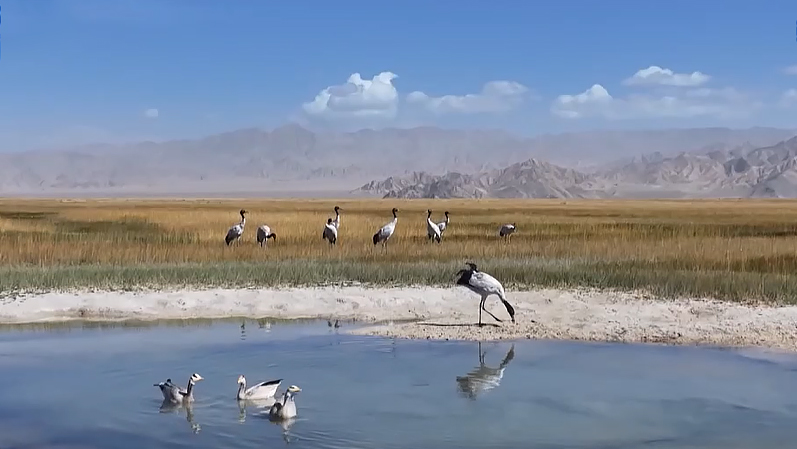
left=154, top=373, right=203, bottom=404
left=237, top=374, right=282, bottom=400
left=268, top=385, right=302, bottom=420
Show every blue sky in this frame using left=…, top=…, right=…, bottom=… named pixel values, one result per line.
left=1, top=0, right=797, bottom=151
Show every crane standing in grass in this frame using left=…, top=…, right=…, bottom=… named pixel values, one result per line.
left=322, top=218, right=338, bottom=245
left=426, top=209, right=442, bottom=243
left=225, top=209, right=247, bottom=246
left=455, top=262, right=516, bottom=327
left=436, top=211, right=450, bottom=236
left=256, top=224, right=277, bottom=247
left=373, top=207, right=399, bottom=248
left=499, top=223, right=516, bottom=242
left=332, top=206, right=341, bottom=229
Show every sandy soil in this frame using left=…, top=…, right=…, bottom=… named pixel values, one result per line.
left=1, top=286, right=796, bottom=350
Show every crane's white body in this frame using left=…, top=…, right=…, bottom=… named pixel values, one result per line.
left=323, top=219, right=338, bottom=245
left=455, top=263, right=516, bottom=326
left=256, top=225, right=277, bottom=247
left=499, top=223, right=516, bottom=241
left=373, top=209, right=398, bottom=247
left=225, top=211, right=247, bottom=246
left=237, top=375, right=282, bottom=400
left=436, top=212, right=450, bottom=235
left=426, top=210, right=442, bottom=243
left=332, top=206, right=341, bottom=229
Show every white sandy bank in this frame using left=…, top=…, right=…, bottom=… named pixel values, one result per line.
left=1, top=286, right=796, bottom=350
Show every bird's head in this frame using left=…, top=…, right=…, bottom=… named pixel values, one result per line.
left=237, top=375, right=246, bottom=385
left=327, top=218, right=333, bottom=224
left=287, top=385, right=302, bottom=393
left=392, top=207, right=399, bottom=214
left=444, top=211, right=450, bottom=216
left=465, top=262, right=478, bottom=271
left=190, top=373, right=204, bottom=383
left=334, top=206, right=341, bottom=212
left=427, top=209, right=432, bottom=216
left=239, top=209, right=247, bottom=216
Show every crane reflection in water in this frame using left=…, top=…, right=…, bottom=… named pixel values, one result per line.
left=456, top=342, right=515, bottom=400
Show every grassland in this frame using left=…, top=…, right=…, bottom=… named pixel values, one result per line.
left=2, top=197, right=797, bottom=303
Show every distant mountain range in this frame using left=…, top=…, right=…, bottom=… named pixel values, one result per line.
left=356, top=136, right=797, bottom=199
left=0, top=124, right=795, bottom=196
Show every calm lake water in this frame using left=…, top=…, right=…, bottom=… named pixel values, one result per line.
left=1, top=319, right=797, bottom=448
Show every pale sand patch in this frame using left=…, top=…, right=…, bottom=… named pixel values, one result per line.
left=0, top=286, right=795, bottom=350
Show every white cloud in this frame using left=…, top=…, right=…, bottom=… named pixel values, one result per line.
left=780, top=88, right=797, bottom=106
left=784, top=65, right=797, bottom=75
left=302, top=71, right=399, bottom=120
left=406, top=80, right=530, bottom=114
left=552, top=84, right=757, bottom=120
left=623, top=65, right=710, bottom=87
left=144, top=108, right=159, bottom=119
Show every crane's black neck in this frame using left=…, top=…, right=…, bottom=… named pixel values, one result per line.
left=456, top=269, right=473, bottom=286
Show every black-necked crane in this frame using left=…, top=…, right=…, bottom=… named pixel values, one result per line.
left=437, top=211, right=450, bottom=235
left=256, top=225, right=277, bottom=247
left=455, top=262, right=516, bottom=326
left=322, top=218, right=338, bottom=245
left=499, top=223, right=516, bottom=242
left=372, top=207, right=398, bottom=248
left=225, top=209, right=247, bottom=246
left=332, top=206, right=342, bottom=229
left=426, top=209, right=442, bottom=243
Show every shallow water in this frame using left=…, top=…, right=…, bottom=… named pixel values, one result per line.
left=1, top=320, right=797, bottom=448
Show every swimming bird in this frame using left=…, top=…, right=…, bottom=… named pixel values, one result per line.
left=437, top=211, right=450, bottom=235
left=499, top=223, right=516, bottom=242
left=268, top=385, right=302, bottom=420
left=456, top=342, right=515, bottom=400
left=256, top=224, right=277, bottom=247
left=426, top=209, right=442, bottom=243
left=237, top=375, right=282, bottom=400
left=455, top=262, right=516, bottom=326
left=154, top=373, right=204, bottom=404
left=332, top=205, right=342, bottom=229
left=225, top=209, right=247, bottom=246
left=372, top=207, right=398, bottom=248
left=322, top=218, right=338, bottom=245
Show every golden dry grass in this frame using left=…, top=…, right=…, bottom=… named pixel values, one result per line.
left=2, top=197, right=797, bottom=301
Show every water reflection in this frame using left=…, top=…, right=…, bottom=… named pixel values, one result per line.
left=456, top=342, right=515, bottom=400
left=158, top=400, right=201, bottom=434
left=237, top=397, right=278, bottom=423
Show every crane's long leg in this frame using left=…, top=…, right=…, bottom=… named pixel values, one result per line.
left=478, top=296, right=486, bottom=326
left=481, top=294, right=503, bottom=323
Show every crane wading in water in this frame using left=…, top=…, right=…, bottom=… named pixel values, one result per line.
left=372, top=207, right=398, bottom=248
left=455, top=262, right=516, bottom=326
left=225, top=209, right=247, bottom=246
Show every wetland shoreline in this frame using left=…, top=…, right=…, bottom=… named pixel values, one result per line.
left=1, top=286, right=795, bottom=351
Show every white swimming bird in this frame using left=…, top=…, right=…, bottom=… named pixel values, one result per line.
left=237, top=374, right=282, bottom=400
left=322, top=218, right=338, bottom=245
left=426, top=209, right=442, bottom=243
left=225, top=209, right=247, bottom=246
left=154, top=373, right=204, bottom=404
left=499, top=223, right=516, bottom=241
left=372, top=207, right=398, bottom=248
left=456, top=342, right=515, bottom=400
left=269, top=385, right=302, bottom=420
left=437, top=211, right=450, bottom=235
left=256, top=224, right=277, bottom=247
left=455, top=262, right=516, bottom=326
left=332, top=205, right=342, bottom=229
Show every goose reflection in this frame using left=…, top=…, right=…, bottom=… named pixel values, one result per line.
left=237, top=397, right=278, bottom=423
left=159, top=399, right=201, bottom=434
left=271, top=417, right=297, bottom=444
left=456, top=342, right=515, bottom=400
